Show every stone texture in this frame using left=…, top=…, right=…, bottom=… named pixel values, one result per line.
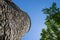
left=0, top=0, right=31, bottom=40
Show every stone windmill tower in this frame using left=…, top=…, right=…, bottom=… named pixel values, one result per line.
left=0, top=0, right=31, bottom=40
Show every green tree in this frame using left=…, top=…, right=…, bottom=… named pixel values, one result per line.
left=40, top=2, right=60, bottom=40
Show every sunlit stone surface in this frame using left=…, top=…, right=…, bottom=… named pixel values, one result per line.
left=0, top=0, right=31, bottom=40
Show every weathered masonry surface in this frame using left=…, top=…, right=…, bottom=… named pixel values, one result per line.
left=0, top=0, right=31, bottom=40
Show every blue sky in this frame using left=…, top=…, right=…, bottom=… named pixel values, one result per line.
left=12, top=0, right=60, bottom=40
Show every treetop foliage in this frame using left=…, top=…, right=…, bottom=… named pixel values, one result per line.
left=40, top=2, right=60, bottom=40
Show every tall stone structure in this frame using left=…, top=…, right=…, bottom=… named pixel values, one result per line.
left=0, top=0, right=31, bottom=40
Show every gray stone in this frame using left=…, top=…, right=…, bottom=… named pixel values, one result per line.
left=0, top=0, right=31, bottom=40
